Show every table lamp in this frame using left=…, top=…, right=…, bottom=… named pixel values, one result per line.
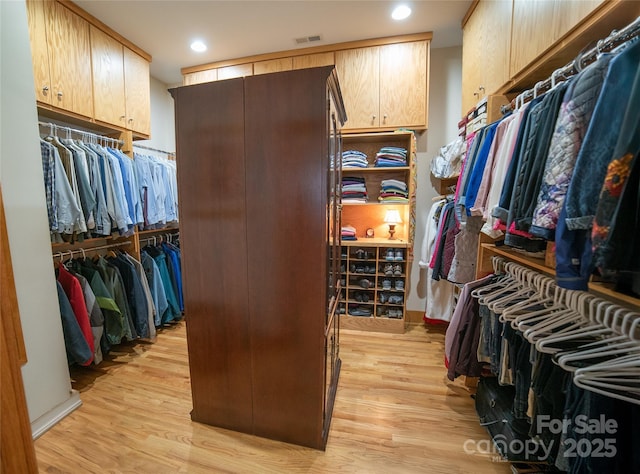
left=384, top=209, right=402, bottom=240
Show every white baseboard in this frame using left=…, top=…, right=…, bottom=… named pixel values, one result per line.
left=31, top=389, right=82, bottom=439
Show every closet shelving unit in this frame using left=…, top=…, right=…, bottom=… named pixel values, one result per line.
left=339, top=130, right=415, bottom=333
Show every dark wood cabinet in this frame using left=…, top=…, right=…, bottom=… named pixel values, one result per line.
left=171, top=66, right=346, bottom=450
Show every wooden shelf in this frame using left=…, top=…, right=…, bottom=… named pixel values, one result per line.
left=343, top=166, right=410, bottom=172
left=478, top=243, right=640, bottom=311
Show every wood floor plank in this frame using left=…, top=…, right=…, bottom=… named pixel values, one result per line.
left=34, top=323, right=512, bottom=473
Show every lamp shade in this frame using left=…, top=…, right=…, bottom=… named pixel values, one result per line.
left=383, top=209, right=402, bottom=224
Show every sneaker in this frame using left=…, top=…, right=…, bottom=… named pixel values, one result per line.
left=385, top=248, right=395, bottom=261
left=395, top=279, right=404, bottom=291
left=340, top=278, right=346, bottom=287
left=384, top=263, right=394, bottom=276
left=381, top=279, right=392, bottom=290
left=394, top=249, right=404, bottom=261
left=379, top=292, right=388, bottom=304
left=355, top=265, right=365, bottom=273
left=376, top=306, right=387, bottom=317
left=393, top=264, right=402, bottom=276
left=355, top=248, right=366, bottom=259
left=355, top=292, right=363, bottom=302
left=359, top=278, right=372, bottom=289
left=389, top=295, right=403, bottom=305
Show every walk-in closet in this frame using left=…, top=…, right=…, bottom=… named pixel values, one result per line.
left=2, top=1, right=640, bottom=473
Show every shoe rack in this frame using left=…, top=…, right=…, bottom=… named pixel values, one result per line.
left=339, top=239, right=408, bottom=334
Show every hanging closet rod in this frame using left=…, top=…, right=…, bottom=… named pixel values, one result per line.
left=53, top=241, right=131, bottom=260
left=512, top=15, right=640, bottom=110
left=38, top=121, right=124, bottom=147
left=132, top=143, right=176, bottom=156
left=139, top=232, right=179, bottom=245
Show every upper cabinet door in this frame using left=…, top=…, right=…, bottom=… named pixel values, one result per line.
left=46, top=1, right=93, bottom=117
left=335, top=47, right=380, bottom=129
left=90, top=25, right=126, bottom=127
left=379, top=41, right=427, bottom=129
left=124, top=47, right=151, bottom=136
left=26, top=0, right=53, bottom=105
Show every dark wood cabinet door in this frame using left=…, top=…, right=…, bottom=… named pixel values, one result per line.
left=172, top=79, right=254, bottom=432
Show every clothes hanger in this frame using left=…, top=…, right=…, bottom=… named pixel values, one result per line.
left=555, top=308, right=640, bottom=372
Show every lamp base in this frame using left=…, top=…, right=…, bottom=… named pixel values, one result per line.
left=388, top=224, right=397, bottom=240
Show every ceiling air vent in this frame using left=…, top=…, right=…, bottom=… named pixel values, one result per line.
left=295, top=35, right=322, bottom=45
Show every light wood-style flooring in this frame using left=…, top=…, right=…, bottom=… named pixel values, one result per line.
left=34, top=322, right=511, bottom=473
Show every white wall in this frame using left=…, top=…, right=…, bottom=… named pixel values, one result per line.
left=0, top=0, right=80, bottom=437
left=406, top=46, right=462, bottom=313
left=134, top=77, right=176, bottom=154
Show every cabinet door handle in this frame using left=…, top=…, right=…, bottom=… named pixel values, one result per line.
left=42, top=86, right=49, bottom=94
left=371, top=114, right=376, bottom=124
left=383, top=114, right=387, bottom=124
left=120, top=115, right=126, bottom=121
left=57, top=91, right=63, bottom=99
left=128, top=118, right=134, bottom=124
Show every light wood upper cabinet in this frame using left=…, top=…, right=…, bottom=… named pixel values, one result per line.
left=510, top=0, right=603, bottom=78
left=335, top=47, right=380, bottom=129
left=124, top=47, right=151, bottom=136
left=218, top=63, right=253, bottom=80
left=292, top=52, right=334, bottom=69
left=379, top=41, right=428, bottom=129
left=26, top=0, right=53, bottom=105
left=336, top=40, right=428, bottom=131
left=254, top=57, right=292, bottom=75
left=26, top=0, right=93, bottom=118
left=183, top=69, right=217, bottom=86
left=90, top=25, right=126, bottom=127
left=461, top=0, right=512, bottom=114
left=45, top=1, right=94, bottom=117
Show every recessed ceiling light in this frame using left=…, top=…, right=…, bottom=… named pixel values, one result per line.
left=190, top=40, right=207, bottom=53
left=392, top=5, right=412, bottom=20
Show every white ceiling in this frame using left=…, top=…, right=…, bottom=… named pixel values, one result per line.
left=74, top=0, right=472, bottom=85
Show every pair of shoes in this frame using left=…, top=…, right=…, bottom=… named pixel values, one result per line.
left=384, top=248, right=404, bottom=261
left=359, top=278, right=373, bottom=289
left=388, top=295, right=403, bottom=305
left=354, top=292, right=370, bottom=303
left=388, top=308, right=402, bottom=319
left=349, top=306, right=372, bottom=317
left=379, top=292, right=390, bottom=304
left=395, top=279, right=404, bottom=290
left=356, top=265, right=375, bottom=274
left=393, top=264, right=402, bottom=276
left=376, top=306, right=387, bottom=317
left=383, top=263, right=394, bottom=276
left=381, top=279, right=392, bottom=290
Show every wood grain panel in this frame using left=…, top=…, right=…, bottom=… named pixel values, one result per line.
left=481, top=1, right=512, bottom=99
left=551, top=0, right=604, bottom=41
left=244, top=68, right=332, bottom=449
left=217, top=63, right=253, bottom=80
left=379, top=41, right=427, bottom=129
left=46, top=1, right=93, bottom=117
left=253, top=57, right=292, bottom=75
left=124, top=47, right=151, bottom=136
left=293, top=51, right=335, bottom=69
left=461, top=0, right=484, bottom=113
left=34, top=322, right=511, bottom=473
left=25, top=0, right=53, bottom=105
left=1, top=187, right=38, bottom=473
left=183, top=69, right=217, bottom=86
left=90, top=25, right=126, bottom=127
left=171, top=79, right=253, bottom=432
left=335, top=47, right=380, bottom=129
